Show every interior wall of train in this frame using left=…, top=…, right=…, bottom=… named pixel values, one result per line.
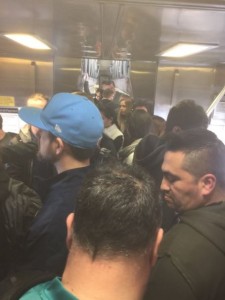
left=0, top=0, right=225, bottom=140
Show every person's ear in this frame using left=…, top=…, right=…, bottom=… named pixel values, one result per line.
left=200, top=174, right=216, bottom=196
left=149, top=228, right=163, bottom=267
left=55, top=137, right=64, bottom=155
left=66, top=213, right=75, bottom=250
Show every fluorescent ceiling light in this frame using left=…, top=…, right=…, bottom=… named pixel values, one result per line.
left=60, top=68, right=81, bottom=71
left=4, top=34, right=51, bottom=50
left=159, top=43, right=218, bottom=58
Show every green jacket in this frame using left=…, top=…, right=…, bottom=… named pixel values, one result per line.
left=145, top=203, right=225, bottom=300
left=20, top=277, right=78, bottom=300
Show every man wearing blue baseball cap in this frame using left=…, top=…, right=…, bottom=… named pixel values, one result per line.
left=19, top=93, right=103, bottom=275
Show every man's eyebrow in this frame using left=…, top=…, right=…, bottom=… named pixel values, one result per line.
left=162, top=171, right=173, bottom=177
left=163, top=171, right=180, bottom=180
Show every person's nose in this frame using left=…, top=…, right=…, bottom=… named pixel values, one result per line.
left=160, top=177, right=170, bottom=192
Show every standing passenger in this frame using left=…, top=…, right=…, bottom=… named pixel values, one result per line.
left=0, top=93, right=55, bottom=189
left=119, top=110, right=152, bottom=165
left=101, top=80, right=124, bottom=107
left=98, top=101, right=124, bottom=152
left=19, top=163, right=163, bottom=300
left=144, top=129, right=225, bottom=300
left=134, top=99, right=209, bottom=231
left=117, top=95, right=133, bottom=145
left=19, top=93, right=103, bottom=275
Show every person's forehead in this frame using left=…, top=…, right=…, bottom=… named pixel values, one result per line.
left=162, top=151, right=186, bottom=171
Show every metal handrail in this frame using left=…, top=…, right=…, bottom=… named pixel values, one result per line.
left=206, top=85, right=225, bottom=116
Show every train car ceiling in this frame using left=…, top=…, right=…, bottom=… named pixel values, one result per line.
left=0, top=0, right=225, bottom=123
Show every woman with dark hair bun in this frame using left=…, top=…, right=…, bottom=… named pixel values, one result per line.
left=98, top=101, right=124, bottom=152
left=119, top=110, right=153, bottom=165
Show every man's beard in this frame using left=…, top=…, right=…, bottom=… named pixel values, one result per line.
left=37, top=150, right=58, bottom=163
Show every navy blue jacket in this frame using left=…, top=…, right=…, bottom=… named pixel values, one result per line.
left=25, top=166, right=91, bottom=275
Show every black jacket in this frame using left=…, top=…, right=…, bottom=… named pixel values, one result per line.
left=1, top=126, right=55, bottom=191
left=133, top=134, right=166, bottom=186
left=133, top=134, right=176, bottom=231
left=145, top=203, right=225, bottom=300
left=25, top=166, right=91, bottom=276
left=0, top=165, right=41, bottom=281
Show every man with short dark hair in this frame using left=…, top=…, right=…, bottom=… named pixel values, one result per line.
left=102, top=88, right=115, bottom=101
left=165, top=99, right=208, bottom=133
left=144, top=129, right=225, bottom=300
left=20, top=163, right=163, bottom=300
left=19, top=93, right=103, bottom=275
left=101, top=80, right=126, bottom=108
left=134, top=99, right=209, bottom=186
left=134, top=99, right=209, bottom=230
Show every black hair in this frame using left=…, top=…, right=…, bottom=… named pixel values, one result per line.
left=97, top=101, right=117, bottom=125
left=101, top=80, right=115, bottom=87
left=166, top=129, right=225, bottom=188
left=102, top=89, right=114, bottom=99
left=48, top=132, right=96, bottom=161
left=165, top=100, right=208, bottom=133
left=133, top=98, right=152, bottom=114
left=152, top=115, right=166, bottom=137
left=126, top=110, right=152, bottom=143
left=74, top=163, right=161, bottom=259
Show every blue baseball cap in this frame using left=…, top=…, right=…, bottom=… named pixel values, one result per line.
left=19, top=93, right=104, bottom=149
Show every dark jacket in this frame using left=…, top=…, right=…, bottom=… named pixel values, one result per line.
left=0, top=132, right=17, bottom=147
left=133, top=134, right=166, bottom=186
left=25, top=166, right=91, bottom=276
left=0, top=165, right=41, bottom=281
left=1, top=125, right=55, bottom=191
left=133, top=134, right=176, bottom=231
left=91, top=133, right=118, bottom=166
left=145, top=203, right=225, bottom=300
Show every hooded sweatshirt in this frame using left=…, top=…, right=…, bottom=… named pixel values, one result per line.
left=133, top=134, right=166, bottom=186
left=145, top=202, right=225, bottom=300
left=133, top=134, right=177, bottom=231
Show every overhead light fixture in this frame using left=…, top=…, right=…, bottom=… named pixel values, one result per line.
left=60, top=68, right=81, bottom=71
left=4, top=34, right=51, bottom=50
left=159, top=42, right=218, bottom=58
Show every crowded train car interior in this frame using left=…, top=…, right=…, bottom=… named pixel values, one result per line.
left=0, top=0, right=225, bottom=141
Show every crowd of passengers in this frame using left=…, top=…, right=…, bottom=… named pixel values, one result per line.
left=0, top=83, right=225, bottom=300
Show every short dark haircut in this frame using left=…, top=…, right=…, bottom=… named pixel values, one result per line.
left=0, top=115, right=2, bottom=129
left=74, top=163, right=161, bottom=259
left=48, top=132, right=95, bottom=161
left=152, top=115, right=166, bottom=137
left=97, top=101, right=117, bottom=124
left=165, top=100, right=208, bottom=133
left=133, top=98, right=152, bottom=114
left=101, top=80, right=115, bottom=87
left=166, top=129, right=225, bottom=188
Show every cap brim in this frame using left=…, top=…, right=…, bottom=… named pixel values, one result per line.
left=19, top=107, right=48, bottom=131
